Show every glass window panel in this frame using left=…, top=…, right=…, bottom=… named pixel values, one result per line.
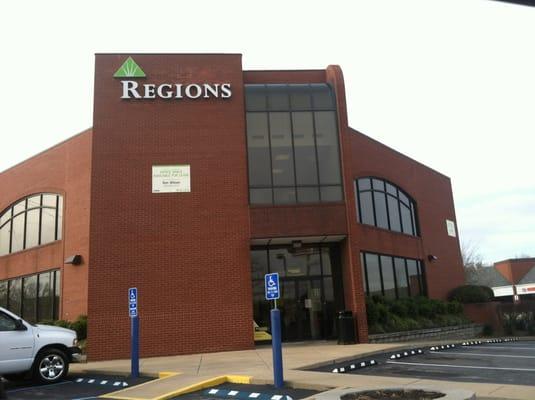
left=26, top=195, right=41, bottom=209
left=246, top=113, right=272, bottom=187
left=25, top=208, right=40, bottom=249
left=411, top=203, right=418, bottom=236
left=41, top=207, right=57, bottom=244
left=400, top=204, right=414, bottom=235
left=250, top=188, right=272, bottom=205
left=364, top=253, right=382, bottom=296
left=361, top=260, right=367, bottom=295
left=320, top=186, right=342, bottom=202
left=418, top=261, right=426, bottom=295
left=358, top=178, right=371, bottom=191
left=0, top=281, right=7, bottom=308
left=292, top=112, right=318, bottom=185
left=398, top=191, right=410, bottom=206
left=22, top=275, right=37, bottom=322
left=0, top=224, right=10, bottom=256
left=13, top=200, right=26, bottom=215
left=245, top=85, right=267, bottom=111
left=297, top=187, right=319, bottom=203
left=289, top=84, right=312, bottom=110
left=407, top=260, right=421, bottom=296
left=310, top=84, right=334, bottom=109
left=315, top=111, right=341, bottom=185
left=8, top=278, right=22, bottom=315
left=0, top=313, right=17, bottom=331
left=269, top=249, right=290, bottom=278
left=284, top=250, right=320, bottom=277
left=0, top=208, right=11, bottom=226
left=38, top=272, right=53, bottom=321
left=273, top=188, right=296, bottom=204
left=57, top=196, right=63, bottom=240
left=269, top=112, right=295, bottom=186
left=54, top=271, right=60, bottom=319
left=373, top=192, right=389, bottom=229
left=252, top=280, right=270, bottom=331
left=387, top=195, right=402, bottom=232
left=394, top=258, right=409, bottom=297
left=372, top=179, right=385, bottom=191
left=386, top=183, right=397, bottom=196
left=359, top=191, right=375, bottom=225
left=42, top=194, right=57, bottom=208
left=267, top=84, right=290, bottom=110
left=251, top=250, right=268, bottom=280
left=322, top=247, right=332, bottom=275
left=380, top=256, right=396, bottom=299
left=11, top=214, right=24, bottom=253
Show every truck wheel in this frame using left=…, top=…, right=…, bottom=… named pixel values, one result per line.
left=32, top=348, right=69, bottom=383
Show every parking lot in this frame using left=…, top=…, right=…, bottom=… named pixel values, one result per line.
left=316, top=340, right=535, bottom=386
left=3, top=374, right=150, bottom=400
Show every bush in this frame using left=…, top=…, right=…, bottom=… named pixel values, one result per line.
left=448, top=285, right=494, bottom=303
left=39, top=315, right=87, bottom=340
left=482, top=324, right=493, bottom=336
left=446, top=301, right=463, bottom=314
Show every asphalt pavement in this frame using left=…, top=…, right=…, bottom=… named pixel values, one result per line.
left=312, top=340, right=535, bottom=387
left=169, top=383, right=317, bottom=400
left=3, top=373, right=150, bottom=400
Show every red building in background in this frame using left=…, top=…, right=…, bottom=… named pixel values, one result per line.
left=0, top=54, right=465, bottom=361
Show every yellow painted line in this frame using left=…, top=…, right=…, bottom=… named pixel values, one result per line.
left=99, top=372, right=181, bottom=399
left=226, top=375, right=252, bottom=384
left=155, top=375, right=229, bottom=399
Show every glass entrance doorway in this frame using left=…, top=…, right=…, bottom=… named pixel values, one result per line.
left=251, top=245, right=344, bottom=342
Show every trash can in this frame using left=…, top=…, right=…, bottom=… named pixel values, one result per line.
left=337, top=310, right=356, bottom=345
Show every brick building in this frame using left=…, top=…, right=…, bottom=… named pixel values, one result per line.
left=0, top=54, right=465, bottom=361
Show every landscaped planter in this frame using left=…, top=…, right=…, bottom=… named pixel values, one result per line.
left=369, top=324, right=483, bottom=343
left=313, top=387, right=475, bottom=400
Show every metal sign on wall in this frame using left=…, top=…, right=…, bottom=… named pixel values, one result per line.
left=152, top=165, right=191, bottom=193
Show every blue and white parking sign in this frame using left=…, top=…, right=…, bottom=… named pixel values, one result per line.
left=264, top=273, right=280, bottom=300
left=129, top=287, right=138, bottom=318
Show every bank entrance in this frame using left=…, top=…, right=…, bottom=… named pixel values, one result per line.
left=251, top=238, right=345, bottom=342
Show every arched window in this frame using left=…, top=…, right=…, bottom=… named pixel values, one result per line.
left=356, top=178, right=418, bottom=236
left=0, top=193, right=63, bottom=256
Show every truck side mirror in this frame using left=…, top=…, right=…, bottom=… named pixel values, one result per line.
left=15, top=319, right=27, bottom=331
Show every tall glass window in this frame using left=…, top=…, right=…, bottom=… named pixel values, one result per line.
left=0, top=193, right=63, bottom=256
left=361, top=251, right=426, bottom=299
left=245, top=84, right=343, bottom=204
left=356, top=178, right=418, bottom=236
left=0, top=270, right=61, bottom=321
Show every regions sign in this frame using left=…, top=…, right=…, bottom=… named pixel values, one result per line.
left=114, top=57, right=232, bottom=100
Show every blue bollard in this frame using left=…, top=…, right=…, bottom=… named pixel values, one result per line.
left=271, top=308, right=283, bottom=388
left=131, top=315, right=139, bottom=378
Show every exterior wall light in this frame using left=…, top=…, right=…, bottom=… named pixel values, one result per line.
left=428, top=255, right=438, bottom=262
left=65, top=255, right=83, bottom=265
left=292, top=240, right=302, bottom=249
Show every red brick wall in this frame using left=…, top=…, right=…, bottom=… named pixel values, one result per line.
left=89, top=54, right=252, bottom=361
left=0, top=130, right=92, bottom=320
left=347, top=129, right=465, bottom=300
left=464, top=302, right=503, bottom=334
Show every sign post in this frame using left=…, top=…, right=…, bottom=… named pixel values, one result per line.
left=265, top=273, right=283, bottom=388
left=129, top=287, right=139, bottom=378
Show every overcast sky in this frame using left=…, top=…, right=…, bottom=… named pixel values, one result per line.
left=1, top=0, right=533, bottom=264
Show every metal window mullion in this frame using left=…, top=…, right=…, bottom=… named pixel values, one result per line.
left=8, top=213, right=13, bottom=254
left=54, top=196, right=59, bottom=240
left=404, top=258, right=412, bottom=297
left=266, top=112, right=275, bottom=204
left=377, top=253, right=385, bottom=296
left=356, top=181, right=364, bottom=223
left=309, top=92, right=322, bottom=200
left=382, top=186, right=392, bottom=231
left=391, top=255, right=399, bottom=299
left=370, top=188, right=378, bottom=227
left=38, top=195, right=43, bottom=245
left=22, top=199, right=27, bottom=250
left=362, top=253, right=370, bottom=294
left=288, top=111, right=299, bottom=203
left=396, top=188, right=405, bottom=233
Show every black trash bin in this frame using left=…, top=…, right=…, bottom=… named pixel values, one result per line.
left=337, top=310, right=356, bottom=344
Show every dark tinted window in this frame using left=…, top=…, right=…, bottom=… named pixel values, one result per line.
left=245, top=84, right=342, bottom=205
left=356, top=178, right=418, bottom=236
left=361, top=252, right=425, bottom=299
left=22, top=275, right=37, bottom=323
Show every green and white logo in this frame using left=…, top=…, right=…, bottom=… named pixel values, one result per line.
left=113, top=57, right=146, bottom=78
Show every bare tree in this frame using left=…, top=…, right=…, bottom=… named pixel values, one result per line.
left=461, top=240, right=484, bottom=269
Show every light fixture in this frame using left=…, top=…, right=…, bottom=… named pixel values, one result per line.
left=428, top=254, right=438, bottom=262
left=65, top=255, right=83, bottom=265
left=292, top=240, right=302, bottom=249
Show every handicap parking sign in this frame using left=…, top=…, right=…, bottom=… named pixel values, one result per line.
left=265, top=273, right=280, bottom=300
left=128, top=287, right=138, bottom=317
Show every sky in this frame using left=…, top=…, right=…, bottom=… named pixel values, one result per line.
left=0, top=0, right=533, bottom=264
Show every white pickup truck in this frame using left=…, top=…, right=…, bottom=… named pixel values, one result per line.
left=0, top=306, right=81, bottom=383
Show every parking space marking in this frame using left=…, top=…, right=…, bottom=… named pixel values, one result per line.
left=387, top=360, right=535, bottom=372
left=482, top=346, right=535, bottom=350
left=430, top=351, right=535, bottom=359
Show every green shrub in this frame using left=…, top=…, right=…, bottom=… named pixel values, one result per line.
left=448, top=285, right=494, bottom=303
left=446, top=301, right=463, bottom=314
left=482, top=324, right=493, bottom=336
left=38, top=315, right=87, bottom=340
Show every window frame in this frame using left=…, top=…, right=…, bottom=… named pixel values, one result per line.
left=0, top=193, right=63, bottom=257
left=355, top=177, right=419, bottom=236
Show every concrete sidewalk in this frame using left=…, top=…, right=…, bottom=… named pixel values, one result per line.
left=71, top=341, right=533, bottom=400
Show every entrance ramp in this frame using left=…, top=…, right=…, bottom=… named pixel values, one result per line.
left=100, top=373, right=251, bottom=400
